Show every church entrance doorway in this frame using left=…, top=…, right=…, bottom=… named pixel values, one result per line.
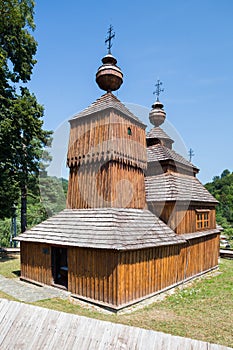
left=51, top=247, right=68, bottom=289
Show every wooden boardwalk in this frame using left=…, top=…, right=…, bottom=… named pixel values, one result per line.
left=0, top=299, right=232, bottom=350
left=220, top=249, right=233, bottom=259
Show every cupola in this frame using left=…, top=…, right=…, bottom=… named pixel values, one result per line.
left=96, top=25, right=123, bottom=92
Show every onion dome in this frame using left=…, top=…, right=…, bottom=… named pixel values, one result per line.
left=96, top=53, right=123, bottom=92
left=149, top=100, right=166, bottom=127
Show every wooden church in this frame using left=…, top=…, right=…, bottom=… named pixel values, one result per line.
left=17, top=29, right=220, bottom=311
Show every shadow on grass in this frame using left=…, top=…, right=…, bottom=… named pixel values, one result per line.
left=0, top=255, right=19, bottom=262
left=12, top=270, right=21, bottom=277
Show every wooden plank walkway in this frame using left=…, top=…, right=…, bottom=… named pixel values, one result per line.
left=220, top=249, right=233, bottom=259
left=0, top=299, right=232, bottom=350
left=0, top=247, right=20, bottom=257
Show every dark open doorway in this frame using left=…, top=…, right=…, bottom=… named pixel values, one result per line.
left=51, top=247, right=68, bottom=289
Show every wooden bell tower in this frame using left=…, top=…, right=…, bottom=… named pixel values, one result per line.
left=66, top=27, right=147, bottom=209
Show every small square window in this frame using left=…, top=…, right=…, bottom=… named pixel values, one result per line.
left=196, top=211, right=209, bottom=230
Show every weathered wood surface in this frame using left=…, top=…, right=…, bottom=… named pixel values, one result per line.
left=145, top=172, right=218, bottom=204
left=67, top=95, right=147, bottom=170
left=20, top=234, right=219, bottom=309
left=67, top=94, right=148, bottom=210
left=67, top=160, right=146, bottom=209
left=0, top=299, right=231, bottom=350
left=21, top=242, right=52, bottom=285
left=17, top=209, right=185, bottom=250
left=220, top=249, right=233, bottom=259
left=148, top=201, right=217, bottom=235
left=146, top=144, right=198, bottom=175
left=0, top=247, right=20, bottom=257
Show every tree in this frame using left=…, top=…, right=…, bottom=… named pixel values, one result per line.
left=0, top=0, right=52, bottom=232
left=205, top=169, right=233, bottom=227
left=0, top=175, right=68, bottom=247
left=221, top=169, right=230, bottom=179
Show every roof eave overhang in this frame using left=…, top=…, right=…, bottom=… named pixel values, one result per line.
left=146, top=199, right=219, bottom=206
left=70, top=106, right=147, bottom=129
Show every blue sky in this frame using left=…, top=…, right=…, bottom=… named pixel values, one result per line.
left=27, top=0, right=233, bottom=184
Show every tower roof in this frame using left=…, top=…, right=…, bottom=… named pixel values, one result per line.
left=68, top=93, right=147, bottom=169
left=71, top=92, right=146, bottom=127
left=147, top=126, right=174, bottom=143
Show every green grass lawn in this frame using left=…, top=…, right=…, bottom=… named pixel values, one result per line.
left=0, top=255, right=232, bottom=347
left=0, top=254, right=20, bottom=278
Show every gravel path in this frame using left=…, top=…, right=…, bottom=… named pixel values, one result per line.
left=0, top=275, right=70, bottom=302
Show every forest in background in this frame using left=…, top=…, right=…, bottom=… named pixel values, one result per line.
left=205, top=169, right=233, bottom=237
left=0, top=175, right=68, bottom=246
left=1, top=169, right=233, bottom=247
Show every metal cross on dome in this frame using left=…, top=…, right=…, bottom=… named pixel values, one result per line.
left=153, top=79, right=164, bottom=101
left=105, top=25, right=115, bottom=54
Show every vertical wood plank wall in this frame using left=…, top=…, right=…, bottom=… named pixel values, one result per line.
left=20, top=242, right=52, bottom=285
left=149, top=203, right=216, bottom=234
left=67, top=111, right=146, bottom=169
left=66, top=110, right=147, bottom=210
left=68, top=248, right=118, bottom=307
left=117, top=234, right=219, bottom=307
left=67, top=161, right=145, bottom=209
left=20, top=234, right=219, bottom=309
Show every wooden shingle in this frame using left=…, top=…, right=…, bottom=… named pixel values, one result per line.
left=147, top=126, right=174, bottom=143
left=16, top=208, right=186, bottom=249
left=70, top=92, right=146, bottom=127
left=145, top=172, right=218, bottom=204
left=147, top=144, right=196, bottom=168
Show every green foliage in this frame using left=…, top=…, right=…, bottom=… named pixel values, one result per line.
left=0, top=219, right=12, bottom=247
left=0, top=170, right=19, bottom=219
left=0, top=0, right=52, bottom=223
left=0, top=0, right=36, bottom=85
left=38, top=175, right=67, bottom=218
left=0, top=174, right=68, bottom=247
left=205, top=169, right=233, bottom=232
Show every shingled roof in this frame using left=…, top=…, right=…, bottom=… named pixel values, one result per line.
left=147, top=144, right=197, bottom=169
left=147, top=127, right=174, bottom=143
left=179, top=228, right=220, bottom=240
left=145, top=172, right=218, bottom=204
left=71, top=92, right=146, bottom=127
left=16, top=208, right=186, bottom=250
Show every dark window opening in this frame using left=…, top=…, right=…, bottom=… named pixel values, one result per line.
left=51, top=247, right=68, bottom=289
left=146, top=138, right=161, bottom=147
left=127, top=127, right=132, bottom=136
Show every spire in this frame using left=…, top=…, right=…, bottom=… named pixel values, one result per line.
left=149, top=80, right=166, bottom=127
left=96, top=25, right=123, bottom=92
